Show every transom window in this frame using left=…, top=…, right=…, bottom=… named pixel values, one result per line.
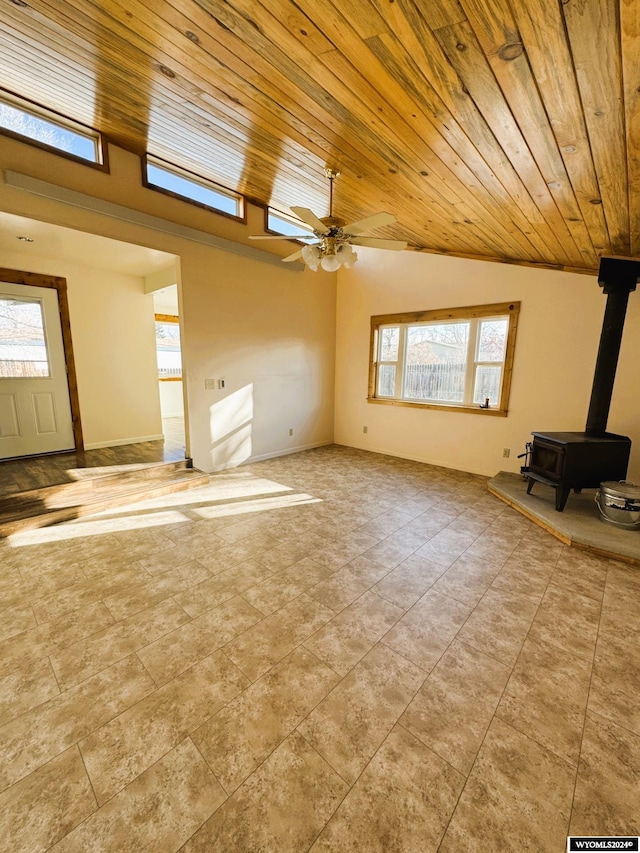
left=266, top=208, right=315, bottom=239
left=0, top=93, right=102, bottom=164
left=145, top=157, right=244, bottom=219
left=369, top=302, right=520, bottom=416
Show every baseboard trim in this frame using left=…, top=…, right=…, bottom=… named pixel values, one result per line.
left=84, top=434, right=165, bottom=450
left=209, top=440, right=333, bottom=472
left=333, top=441, right=494, bottom=478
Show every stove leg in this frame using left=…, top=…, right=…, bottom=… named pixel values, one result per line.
left=526, top=478, right=535, bottom=495
left=555, top=486, right=570, bottom=512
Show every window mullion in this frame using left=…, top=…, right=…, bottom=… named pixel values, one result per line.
left=463, top=320, right=479, bottom=406
left=396, top=325, right=407, bottom=399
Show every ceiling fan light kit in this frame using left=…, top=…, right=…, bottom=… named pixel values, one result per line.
left=249, top=168, right=407, bottom=271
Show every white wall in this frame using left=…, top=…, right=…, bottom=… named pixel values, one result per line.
left=159, top=382, right=184, bottom=419
left=335, top=248, right=640, bottom=481
left=0, top=135, right=337, bottom=471
left=0, top=247, right=163, bottom=448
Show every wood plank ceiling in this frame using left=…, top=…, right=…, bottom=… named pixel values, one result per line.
left=0, top=0, right=638, bottom=273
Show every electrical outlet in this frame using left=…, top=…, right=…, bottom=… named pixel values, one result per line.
left=217, top=378, right=225, bottom=389
left=289, top=428, right=294, bottom=436
left=204, top=378, right=215, bottom=390
left=363, top=426, right=368, bottom=434
left=503, top=448, right=510, bottom=458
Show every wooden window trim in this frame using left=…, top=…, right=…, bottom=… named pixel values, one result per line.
left=368, top=301, right=520, bottom=417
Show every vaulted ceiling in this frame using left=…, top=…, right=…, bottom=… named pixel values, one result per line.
left=1, top=0, right=638, bottom=274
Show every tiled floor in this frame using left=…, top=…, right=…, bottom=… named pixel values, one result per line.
left=0, top=445, right=638, bottom=851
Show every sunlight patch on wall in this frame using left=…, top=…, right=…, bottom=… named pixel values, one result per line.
left=209, top=383, right=254, bottom=469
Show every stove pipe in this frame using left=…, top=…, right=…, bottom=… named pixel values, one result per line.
left=585, top=256, right=639, bottom=437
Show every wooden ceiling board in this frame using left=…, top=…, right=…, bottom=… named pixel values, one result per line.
left=0, top=0, right=637, bottom=272
left=620, top=0, right=640, bottom=255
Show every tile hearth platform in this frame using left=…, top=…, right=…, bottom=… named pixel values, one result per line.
left=489, top=471, right=640, bottom=565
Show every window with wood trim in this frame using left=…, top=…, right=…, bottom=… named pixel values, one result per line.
left=368, top=302, right=520, bottom=416
left=144, top=156, right=244, bottom=220
left=0, top=91, right=103, bottom=165
left=155, top=314, right=182, bottom=380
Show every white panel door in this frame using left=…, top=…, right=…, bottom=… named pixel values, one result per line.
left=0, top=281, right=75, bottom=459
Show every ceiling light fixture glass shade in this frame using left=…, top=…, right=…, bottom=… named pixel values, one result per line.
left=301, top=243, right=321, bottom=271
left=302, top=240, right=358, bottom=272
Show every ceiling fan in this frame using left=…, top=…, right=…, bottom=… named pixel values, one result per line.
left=249, top=168, right=407, bottom=271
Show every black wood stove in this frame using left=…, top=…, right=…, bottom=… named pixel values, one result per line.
left=526, top=256, right=638, bottom=511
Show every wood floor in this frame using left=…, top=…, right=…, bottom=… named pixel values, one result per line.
left=0, top=418, right=186, bottom=498
left=0, top=445, right=637, bottom=851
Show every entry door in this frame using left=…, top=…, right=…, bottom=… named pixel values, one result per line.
left=0, top=281, right=75, bottom=458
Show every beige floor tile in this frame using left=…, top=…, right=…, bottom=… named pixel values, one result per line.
left=298, top=644, right=425, bottom=784
left=401, top=508, right=458, bottom=540
left=551, top=550, right=608, bottom=602
left=182, top=731, right=347, bottom=852
left=496, top=636, right=592, bottom=765
left=31, top=563, right=152, bottom=624
left=400, top=639, right=510, bottom=774
left=257, top=534, right=329, bottom=572
left=304, top=590, right=404, bottom=675
left=52, top=739, right=226, bottom=853
left=0, top=655, right=154, bottom=792
left=111, top=528, right=178, bottom=560
left=137, top=542, right=204, bottom=575
left=0, top=601, right=116, bottom=680
left=79, top=650, right=248, bottom=804
left=307, top=532, right=382, bottom=572
left=306, top=556, right=390, bottom=612
left=439, top=718, right=575, bottom=852
left=570, top=711, right=640, bottom=837
left=50, top=598, right=190, bottom=688
left=457, top=587, right=539, bottom=666
left=174, top=558, right=274, bottom=618
left=432, top=553, right=504, bottom=605
left=137, top=596, right=263, bottom=685
left=414, top=529, right=478, bottom=568
left=192, top=647, right=338, bottom=792
left=588, top=625, right=640, bottom=736
left=102, top=560, right=210, bottom=620
left=0, top=604, right=36, bottom=642
left=382, top=589, right=472, bottom=672
left=599, top=581, right=640, bottom=637
left=528, top=582, right=601, bottom=661
left=0, top=563, right=87, bottom=612
left=363, top=528, right=429, bottom=569
left=0, top=746, right=96, bottom=853
left=311, top=726, right=465, bottom=853
left=243, top=556, right=333, bottom=615
left=0, top=656, right=60, bottom=726
left=195, top=532, right=282, bottom=574
left=372, top=554, right=444, bottom=610
left=223, top=593, right=335, bottom=681
left=356, top=508, right=418, bottom=538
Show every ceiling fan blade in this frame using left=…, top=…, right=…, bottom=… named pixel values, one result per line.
left=249, top=235, right=309, bottom=240
left=290, top=206, right=327, bottom=232
left=351, top=237, right=408, bottom=250
left=343, top=212, right=396, bottom=235
left=282, top=248, right=305, bottom=263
